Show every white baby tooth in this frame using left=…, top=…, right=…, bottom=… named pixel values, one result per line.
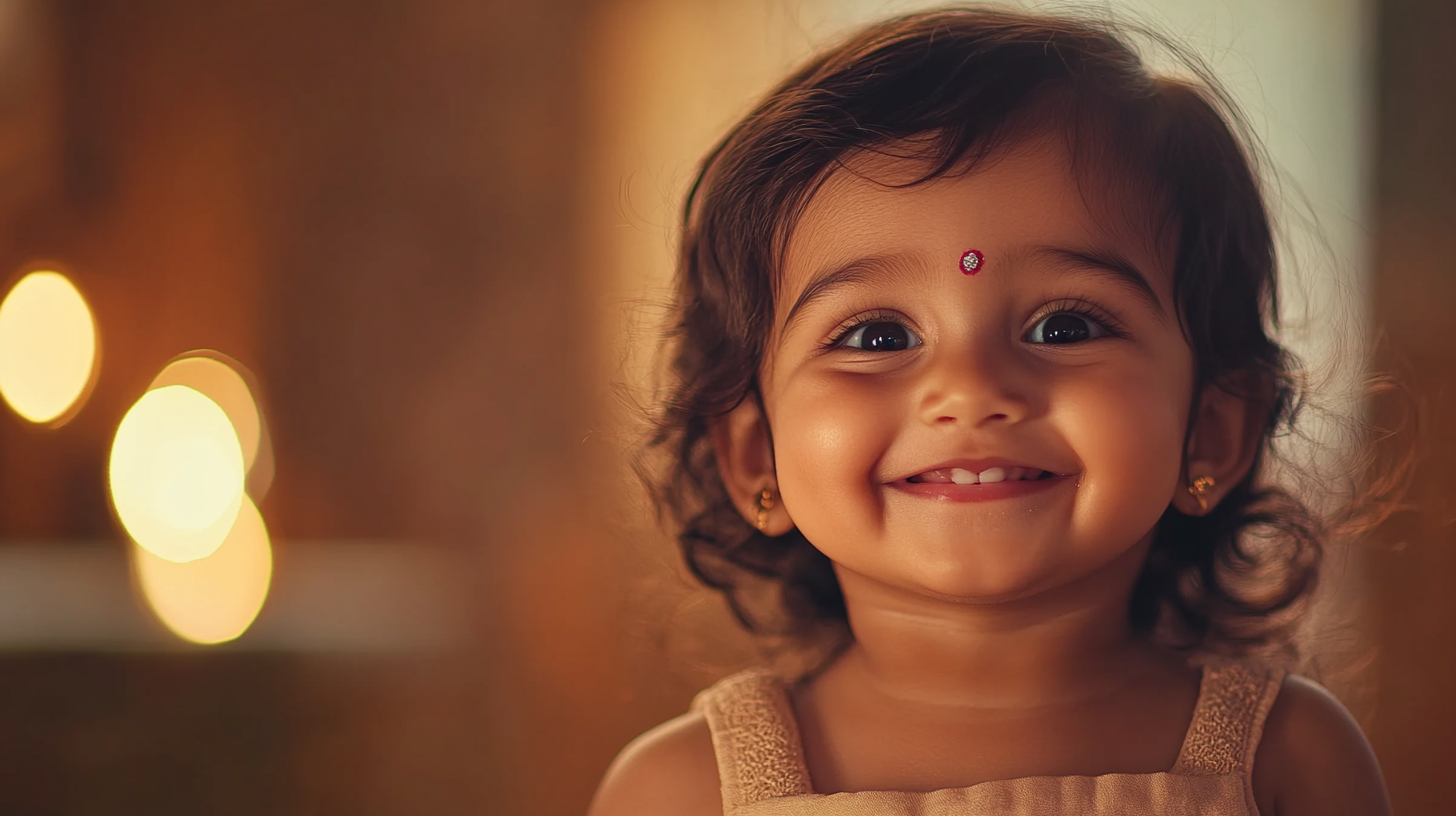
left=978, top=467, right=1006, bottom=483
left=1006, top=467, right=1026, bottom=481
left=950, top=468, right=978, bottom=485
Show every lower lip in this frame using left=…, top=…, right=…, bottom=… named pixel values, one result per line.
left=887, top=475, right=1071, bottom=503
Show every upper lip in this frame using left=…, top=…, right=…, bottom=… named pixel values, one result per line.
left=889, top=457, right=1068, bottom=482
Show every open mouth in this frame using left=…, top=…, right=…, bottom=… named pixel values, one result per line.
left=905, top=466, right=1054, bottom=485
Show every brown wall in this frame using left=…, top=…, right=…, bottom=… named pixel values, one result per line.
left=1369, top=0, right=1456, bottom=812
left=0, top=1, right=643, bottom=814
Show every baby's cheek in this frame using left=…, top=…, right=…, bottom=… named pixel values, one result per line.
left=1060, top=373, right=1187, bottom=544
left=773, top=380, right=897, bottom=537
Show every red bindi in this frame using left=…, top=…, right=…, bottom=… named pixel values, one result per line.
left=959, top=249, right=984, bottom=275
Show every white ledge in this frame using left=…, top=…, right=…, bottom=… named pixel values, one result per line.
left=0, top=540, right=467, bottom=652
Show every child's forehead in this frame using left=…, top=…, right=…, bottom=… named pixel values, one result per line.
left=782, top=134, right=1173, bottom=287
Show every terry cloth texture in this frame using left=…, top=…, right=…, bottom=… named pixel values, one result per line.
left=691, top=657, right=1285, bottom=816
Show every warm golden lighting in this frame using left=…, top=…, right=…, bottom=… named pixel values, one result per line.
left=149, top=354, right=262, bottom=470
left=0, top=270, right=98, bottom=424
left=134, top=494, right=272, bottom=644
left=109, top=385, right=245, bottom=563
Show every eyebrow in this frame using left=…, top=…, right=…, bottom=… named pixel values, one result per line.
left=1031, top=245, right=1166, bottom=318
left=780, top=256, right=910, bottom=336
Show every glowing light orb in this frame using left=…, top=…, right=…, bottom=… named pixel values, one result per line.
left=0, top=270, right=98, bottom=424
left=149, top=355, right=262, bottom=471
left=134, top=494, right=272, bottom=644
left=109, top=385, right=245, bottom=563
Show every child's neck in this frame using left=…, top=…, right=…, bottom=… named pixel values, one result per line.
left=824, top=535, right=1171, bottom=712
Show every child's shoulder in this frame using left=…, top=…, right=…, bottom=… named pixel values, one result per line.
left=586, top=710, right=721, bottom=816
left=1253, top=673, right=1391, bottom=816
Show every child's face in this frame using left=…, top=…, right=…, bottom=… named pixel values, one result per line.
left=760, top=133, right=1193, bottom=604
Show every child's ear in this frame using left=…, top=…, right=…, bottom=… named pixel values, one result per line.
left=1176, top=376, right=1269, bottom=515
left=709, top=395, right=794, bottom=535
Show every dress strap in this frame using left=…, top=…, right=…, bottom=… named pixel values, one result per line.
left=1172, top=657, right=1287, bottom=778
left=691, top=669, right=813, bottom=811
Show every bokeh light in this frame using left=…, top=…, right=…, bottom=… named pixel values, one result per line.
left=109, top=385, right=245, bottom=563
left=0, top=270, right=98, bottom=424
left=148, top=351, right=274, bottom=501
left=134, top=494, right=273, bottom=644
left=149, top=354, right=261, bottom=470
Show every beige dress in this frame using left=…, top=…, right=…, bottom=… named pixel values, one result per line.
left=691, top=657, right=1285, bottom=816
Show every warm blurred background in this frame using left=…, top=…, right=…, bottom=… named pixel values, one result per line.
left=0, top=0, right=1448, bottom=814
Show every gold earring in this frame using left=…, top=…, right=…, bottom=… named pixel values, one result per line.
left=755, top=487, right=776, bottom=532
left=1188, top=475, right=1216, bottom=513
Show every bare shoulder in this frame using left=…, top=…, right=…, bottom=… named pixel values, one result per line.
left=586, top=710, right=722, bottom=816
left=1251, top=673, right=1391, bottom=816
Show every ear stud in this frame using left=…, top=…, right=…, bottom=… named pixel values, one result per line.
left=755, top=487, right=776, bottom=532
left=1188, top=475, right=1216, bottom=513
left=959, top=249, right=984, bottom=275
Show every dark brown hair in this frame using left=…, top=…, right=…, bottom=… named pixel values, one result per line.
left=642, top=6, right=1326, bottom=659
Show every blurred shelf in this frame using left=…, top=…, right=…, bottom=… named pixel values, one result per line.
left=0, top=540, right=468, bottom=652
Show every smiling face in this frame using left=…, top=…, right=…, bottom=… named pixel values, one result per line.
left=757, top=133, right=1195, bottom=604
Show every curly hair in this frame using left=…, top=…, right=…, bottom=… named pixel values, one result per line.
left=640, top=6, right=1325, bottom=660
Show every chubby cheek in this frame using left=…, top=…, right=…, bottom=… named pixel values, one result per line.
left=771, top=374, right=897, bottom=543
left=1060, top=360, right=1189, bottom=555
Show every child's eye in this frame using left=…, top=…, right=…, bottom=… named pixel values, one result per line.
left=1024, top=312, right=1113, bottom=344
left=837, top=321, right=923, bottom=351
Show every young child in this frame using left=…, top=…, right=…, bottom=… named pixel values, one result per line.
left=591, top=7, right=1391, bottom=815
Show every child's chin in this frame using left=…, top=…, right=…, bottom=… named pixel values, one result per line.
left=895, top=558, right=1064, bottom=605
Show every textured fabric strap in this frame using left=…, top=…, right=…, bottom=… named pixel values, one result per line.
left=693, top=661, right=1281, bottom=815
left=692, top=669, right=813, bottom=811
left=1171, top=658, right=1287, bottom=778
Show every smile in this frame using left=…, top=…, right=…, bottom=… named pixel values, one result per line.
left=906, top=466, right=1052, bottom=485
left=890, top=459, right=1071, bottom=503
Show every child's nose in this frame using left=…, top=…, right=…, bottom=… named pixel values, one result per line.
left=915, top=340, right=1033, bottom=428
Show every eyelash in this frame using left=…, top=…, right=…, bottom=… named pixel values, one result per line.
left=822, top=298, right=1127, bottom=349
left=1026, top=297, right=1127, bottom=341
left=824, top=309, right=906, bottom=349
